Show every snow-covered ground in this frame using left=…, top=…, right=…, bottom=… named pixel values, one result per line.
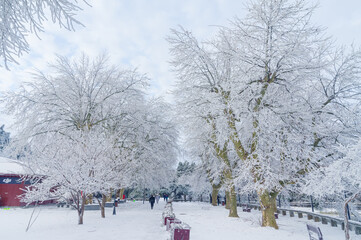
left=1, top=201, right=360, bottom=240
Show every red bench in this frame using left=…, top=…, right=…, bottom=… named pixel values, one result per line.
left=167, top=218, right=182, bottom=231
left=171, top=223, right=191, bottom=240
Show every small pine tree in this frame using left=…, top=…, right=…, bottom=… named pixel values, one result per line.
left=0, top=125, right=10, bottom=152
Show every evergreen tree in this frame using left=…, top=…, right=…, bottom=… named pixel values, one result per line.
left=0, top=125, right=10, bottom=152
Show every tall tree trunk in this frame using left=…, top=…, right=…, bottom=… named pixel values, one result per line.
left=343, top=192, right=360, bottom=240
left=344, top=201, right=350, bottom=240
left=211, top=184, right=219, bottom=206
left=78, top=193, right=86, bottom=225
left=228, top=185, right=239, bottom=217
left=225, top=191, right=230, bottom=209
left=258, top=190, right=278, bottom=229
left=101, top=194, right=107, bottom=218
left=183, top=195, right=187, bottom=202
left=118, top=188, right=125, bottom=200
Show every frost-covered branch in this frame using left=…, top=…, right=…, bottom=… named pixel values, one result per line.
left=0, top=0, right=87, bottom=69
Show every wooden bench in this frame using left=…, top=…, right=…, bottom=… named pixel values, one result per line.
left=242, top=208, right=251, bottom=212
left=56, top=202, right=66, bottom=207
left=167, top=218, right=182, bottom=231
left=306, top=224, right=323, bottom=240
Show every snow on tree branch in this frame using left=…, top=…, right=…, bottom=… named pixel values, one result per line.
left=1, top=53, right=178, bottom=224
left=0, top=0, right=87, bottom=69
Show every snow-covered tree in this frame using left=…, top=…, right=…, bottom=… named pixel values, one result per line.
left=196, top=142, right=224, bottom=206
left=1, top=53, right=177, bottom=224
left=0, top=125, right=10, bottom=152
left=169, top=0, right=361, bottom=229
left=171, top=161, right=195, bottom=201
left=1, top=53, right=147, bottom=137
left=177, top=161, right=195, bottom=177
left=185, top=164, right=211, bottom=202
left=123, top=98, right=178, bottom=192
left=169, top=32, right=239, bottom=215
left=304, top=140, right=361, bottom=240
left=21, top=129, right=121, bottom=224
left=0, top=0, right=86, bottom=69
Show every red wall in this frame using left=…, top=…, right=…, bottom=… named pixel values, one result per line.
left=0, top=174, right=27, bottom=206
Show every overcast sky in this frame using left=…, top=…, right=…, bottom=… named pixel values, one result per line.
left=1, top=0, right=361, bottom=131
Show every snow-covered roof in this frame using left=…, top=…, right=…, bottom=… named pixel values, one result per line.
left=0, top=157, right=28, bottom=175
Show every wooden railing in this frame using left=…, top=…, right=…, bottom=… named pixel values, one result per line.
left=238, top=203, right=361, bottom=235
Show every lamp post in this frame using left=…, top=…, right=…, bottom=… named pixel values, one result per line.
left=113, top=189, right=117, bottom=215
left=345, top=192, right=351, bottom=220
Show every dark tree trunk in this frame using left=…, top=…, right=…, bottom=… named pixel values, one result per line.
left=78, top=193, right=86, bottom=225
left=344, top=192, right=360, bottom=240
left=211, top=184, right=219, bottom=206
left=225, top=191, right=230, bottom=209
left=228, top=185, right=239, bottom=217
left=258, top=190, right=278, bottom=229
left=101, top=194, right=107, bottom=218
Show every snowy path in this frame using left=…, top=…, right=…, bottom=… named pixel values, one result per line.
left=1, top=201, right=360, bottom=240
left=1, top=201, right=169, bottom=240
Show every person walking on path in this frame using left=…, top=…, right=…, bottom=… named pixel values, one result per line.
left=155, top=194, right=160, bottom=204
left=149, top=195, right=155, bottom=209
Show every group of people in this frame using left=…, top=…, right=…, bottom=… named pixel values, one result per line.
left=148, top=193, right=169, bottom=209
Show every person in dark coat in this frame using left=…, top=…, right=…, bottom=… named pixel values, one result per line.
left=149, top=195, right=155, bottom=209
left=217, top=194, right=220, bottom=206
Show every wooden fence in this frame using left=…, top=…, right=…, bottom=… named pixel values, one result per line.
left=238, top=203, right=361, bottom=235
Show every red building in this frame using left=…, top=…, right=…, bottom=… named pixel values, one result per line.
left=0, top=157, right=31, bottom=207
